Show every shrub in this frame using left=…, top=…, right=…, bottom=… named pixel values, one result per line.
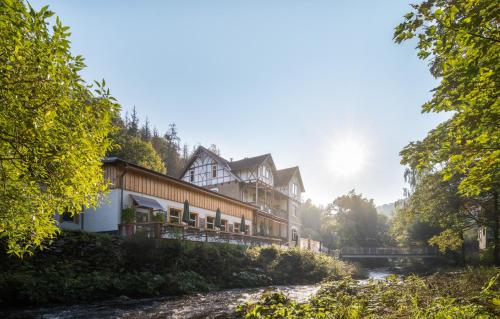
left=121, top=208, right=136, bottom=223
left=238, top=267, right=500, bottom=318
left=0, top=231, right=353, bottom=306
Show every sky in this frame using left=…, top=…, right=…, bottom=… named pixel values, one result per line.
left=31, top=0, right=449, bottom=207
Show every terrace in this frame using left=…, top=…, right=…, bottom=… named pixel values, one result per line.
left=118, top=222, right=285, bottom=247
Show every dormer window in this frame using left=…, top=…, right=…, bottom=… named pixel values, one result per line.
left=212, top=163, right=217, bottom=178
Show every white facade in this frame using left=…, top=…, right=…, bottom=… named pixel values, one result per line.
left=181, top=150, right=236, bottom=187
left=59, top=189, right=252, bottom=234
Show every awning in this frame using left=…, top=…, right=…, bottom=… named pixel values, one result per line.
left=130, top=194, right=165, bottom=211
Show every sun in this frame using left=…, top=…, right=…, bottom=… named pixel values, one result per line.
left=329, top=138, right=367, bottom=176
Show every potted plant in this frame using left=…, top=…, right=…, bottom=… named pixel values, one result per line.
left=152, top=212, right=165, bottom=223
left=121, top=207, right=136, bottom=236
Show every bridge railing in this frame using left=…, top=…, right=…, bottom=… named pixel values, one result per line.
left=339, top=247, right=438, bottom=256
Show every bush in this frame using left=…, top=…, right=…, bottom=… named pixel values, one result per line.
left=238, top=267, right=500, bottom=318
left=0, top=231, right=353, bottom=306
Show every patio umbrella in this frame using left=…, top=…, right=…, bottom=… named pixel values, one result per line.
left=240, top=215, right=246, bottom=233
left=215, top=208, right=222, bottom=229
left=182, top=200, right=190, bottom=224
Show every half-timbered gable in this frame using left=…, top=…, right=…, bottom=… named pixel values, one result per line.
left=228, top=154, right=276, bottom=187
left=180, top=147, right=238, bottom=187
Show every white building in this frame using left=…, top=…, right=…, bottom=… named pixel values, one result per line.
left=179, top=146, right=305, bottom=246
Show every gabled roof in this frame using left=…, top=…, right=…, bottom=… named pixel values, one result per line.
left=228, top=153, right=275, bottom=172
left=178, top=146, right=304, bottom=192
left=275, top=167, right=305, bottom=192
left=179, top=146, right=234, bottom=179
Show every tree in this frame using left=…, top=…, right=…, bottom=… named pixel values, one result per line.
left=162, top=123, right=185, bottom=177
left=395, top=0, right=499, bottom=263
left=377, top=214, right=396, bottom=247
left=391, top=200, right=442, bottom=248
left=110, top=135, right=166, bottom=174
left=328, top=190, right=379, bottom=247
left=127, top=106, right=139, bottom=137
left=0, top=0, right=118, bottom=255
left=139, top=117, right=152, bottom=142
left=299, top=199, right=324, bottom=241
left=319, top=215, right=337, bottom=250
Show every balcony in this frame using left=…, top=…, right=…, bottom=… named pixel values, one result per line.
left=257, top=204, right=288, bottom=220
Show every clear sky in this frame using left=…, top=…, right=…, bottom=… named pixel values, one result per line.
left=32, top=0, right=449, bottom=206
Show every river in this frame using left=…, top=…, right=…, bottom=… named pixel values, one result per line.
left=3, top=269, right=391, bottom=319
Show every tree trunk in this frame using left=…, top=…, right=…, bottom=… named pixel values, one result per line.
left=460, top=231, right=466, bottom=266
left=493, top=190, right=499, bottom=266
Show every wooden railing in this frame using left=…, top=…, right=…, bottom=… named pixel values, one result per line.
left=118, top=222, right=284, bottom=246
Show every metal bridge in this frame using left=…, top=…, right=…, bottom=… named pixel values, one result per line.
left=333, top=247, right=439, bottom=259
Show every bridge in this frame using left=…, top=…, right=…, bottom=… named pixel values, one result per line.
left=332, top=247, right=439, bottom=259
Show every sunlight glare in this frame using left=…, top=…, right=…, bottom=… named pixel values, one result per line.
left=329, top=138, right=367, bottom=176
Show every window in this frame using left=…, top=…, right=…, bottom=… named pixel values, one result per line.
left=293, top=206, right=298, bottom=217
left=262, top=166, right=270, bottom=178
left=60, top=211, right=79, bottom=224
left=220, top=219, right=227, bottom=232
left=169, top=208, right=181, bottom=224
left=61, top=211, right=74, bottom=222
left=188, top=212, right=198, bottom=227
left=292, top=183, right=299, bottom=196
left=135, top=209, right=149, bottom=223
left=212, top=164, right=217, bottom=178
left=292, top=228, right=298, bottom=241
left=206, top=216, right=215, bottom=229
left=189, top=170, right=195, bottom=182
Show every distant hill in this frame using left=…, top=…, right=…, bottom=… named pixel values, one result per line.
left=376, top=202, right=396, bottom=218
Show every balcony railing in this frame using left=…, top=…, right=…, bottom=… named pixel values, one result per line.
left=255, top=204, right=288, bottom=220
left=118, top=222, right=284, bottom=246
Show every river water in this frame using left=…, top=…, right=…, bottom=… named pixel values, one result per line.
left=3, top=269, right=391, bottom=319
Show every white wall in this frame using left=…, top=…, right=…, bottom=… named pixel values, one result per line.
left=58, top=218, right=81, bottom=231
left=181, top=151, right=235, bottom=186
left=57, top=189, right=121, bottom=232
left=59, top=188, right=253, bottom=234
left=82, top=189, right=122, bottom=232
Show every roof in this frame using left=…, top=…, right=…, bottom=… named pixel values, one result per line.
left=102, top=157, right=258, bottom=210
left=177, top=146, right=304, bottom=193
left=178, top=146, right=232, bottom=179
left=275, top=167, right=305, bottom=192
left=228, top=153, right=274, bottom=171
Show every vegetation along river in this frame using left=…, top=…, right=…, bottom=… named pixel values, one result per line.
left=2, top=269, right=391, bottom=319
